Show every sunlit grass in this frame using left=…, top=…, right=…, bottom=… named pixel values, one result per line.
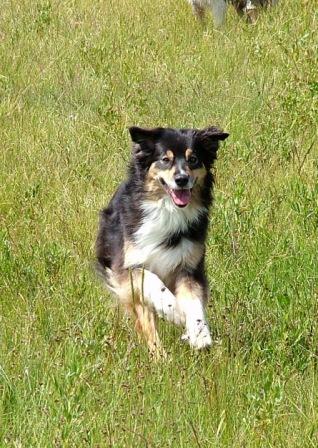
left=1, top=0, right=317, bottom=445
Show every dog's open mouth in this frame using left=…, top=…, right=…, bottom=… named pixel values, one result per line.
left=169, top=189, right=191, bottom=207
left=159, top=178, right=191, bottom=208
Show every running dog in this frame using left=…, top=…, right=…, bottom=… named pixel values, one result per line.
left=188, top=0, right=279, bottom=26
left=96, top=126, right=229, bottom=357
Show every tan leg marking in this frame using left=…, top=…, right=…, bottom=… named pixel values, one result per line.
left=134, top=303, right=165, bottom=359
left=106, top=267, right=182, bottom=357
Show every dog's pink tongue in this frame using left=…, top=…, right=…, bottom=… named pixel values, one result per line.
left=170, top=189, right=191, bottom=207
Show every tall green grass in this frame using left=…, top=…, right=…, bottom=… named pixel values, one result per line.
left=1, top=0, right=317, bottom=445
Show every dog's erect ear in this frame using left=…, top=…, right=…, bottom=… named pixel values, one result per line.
left=194, top=126, right=229, bottom=165
left=129, top=126, right=164, bottom=144
left=129, top=127, right=164, bottom=166
left=195, top=126, right=229, bottom=144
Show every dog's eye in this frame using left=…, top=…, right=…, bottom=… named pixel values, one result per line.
left=188, top=155, right=198, bottom=165
left=162, top=156, right=170, bottom=163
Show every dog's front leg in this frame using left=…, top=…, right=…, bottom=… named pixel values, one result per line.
left=130, top=268, right=183, bottom=325
left=175, top=274, right=212, bottom=349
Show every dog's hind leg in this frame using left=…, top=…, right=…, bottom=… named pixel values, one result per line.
left=210, top=0, right=227, bottom=27
left=106, top=267, right=183, bottom=354
left=134, top=303, right=165, bottom=359
left=128, top=269, right=183, bottom=358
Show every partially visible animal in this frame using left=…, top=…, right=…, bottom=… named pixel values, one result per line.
left=96, top=126, right=229, bottom=358
left=188, top=0, right=279, bottom=26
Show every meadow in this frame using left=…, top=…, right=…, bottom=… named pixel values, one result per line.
left=1, top=0, right=317, bottom=446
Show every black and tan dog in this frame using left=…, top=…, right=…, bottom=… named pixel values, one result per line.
left=96, top=126, right=229, bottom=356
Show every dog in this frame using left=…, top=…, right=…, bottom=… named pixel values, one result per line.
left=188, top=0, right=279, bottom=26
left=96, top=126, right=229, bottom=357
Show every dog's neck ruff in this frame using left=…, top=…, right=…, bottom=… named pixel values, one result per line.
left=138, top=197, right=206, bottom=240
left=124, top=198, right=206, bottom=278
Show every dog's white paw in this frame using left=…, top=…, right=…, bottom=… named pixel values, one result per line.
left=187, top=320, right=212, bottom=350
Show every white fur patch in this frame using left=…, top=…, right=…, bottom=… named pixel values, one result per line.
left=138, top=270, right=184, bottom=325
left=124, top=198, right=206, bottom=278
left=177, top=297, right=212, bottom=349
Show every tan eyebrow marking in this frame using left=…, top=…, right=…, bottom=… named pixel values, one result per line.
left=166, top=150, right=174, bottom=161
left=185, top=149, right=193, bottom=160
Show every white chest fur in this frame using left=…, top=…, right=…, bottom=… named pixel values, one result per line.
left=124, top=198, right=206, bottom=279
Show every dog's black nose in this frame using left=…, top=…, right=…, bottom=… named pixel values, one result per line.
left=175, top=174, right=189, bottom=188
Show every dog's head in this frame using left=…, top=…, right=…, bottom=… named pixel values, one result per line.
left=129, top=126, right=229, bottom=208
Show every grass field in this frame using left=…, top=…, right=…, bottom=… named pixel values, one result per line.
left=1, top=0, right=318, bottom=446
